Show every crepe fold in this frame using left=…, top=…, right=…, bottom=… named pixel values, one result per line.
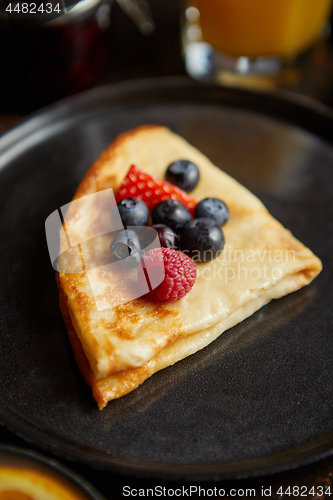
left=57, top=125, right=322, bottom=409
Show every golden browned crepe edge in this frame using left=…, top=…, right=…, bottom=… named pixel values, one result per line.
left=58, top=269, right=317, bottom=410
left=72, top=124, right=160, bottom=201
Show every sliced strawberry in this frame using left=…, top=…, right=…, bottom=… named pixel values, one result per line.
left=115, top=165, right=197, bottom=213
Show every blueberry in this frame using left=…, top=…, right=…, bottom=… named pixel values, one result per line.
left=110, top=229, right=142, bottom=267
left=115, top=198, right=149, bottom=227
left=152, top=224, right=179, bottom=250
left=194, top=198, right=230, bottom=227
left=180, top=218, right=225, bottom=262
left=166, top=160, right=200, bottom=192
left=152, top=199, right=191, bottom=233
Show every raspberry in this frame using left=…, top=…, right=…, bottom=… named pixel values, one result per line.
left=139, top=248, right=197, bottom=303
left=115, top=165, right=197, bottom=213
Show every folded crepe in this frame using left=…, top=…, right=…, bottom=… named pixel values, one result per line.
left=57, top=125, right=322, bottom=409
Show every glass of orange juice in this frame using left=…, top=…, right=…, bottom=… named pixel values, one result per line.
left=182, top=0, right=333, bottom=87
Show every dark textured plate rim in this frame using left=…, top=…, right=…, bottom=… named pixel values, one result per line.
left=1, top=76, right=333, bottom=481
left=0, top=444, right=107, bottom=499
left=1, top=75, right=333, bottom=154
left=1, top=412, right=333, bottom=481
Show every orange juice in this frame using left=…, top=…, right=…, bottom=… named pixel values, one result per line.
left=194, top=0, right=332, bottom=59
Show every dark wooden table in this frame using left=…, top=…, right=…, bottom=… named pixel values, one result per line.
left=0, top=1, right=333, bottom=498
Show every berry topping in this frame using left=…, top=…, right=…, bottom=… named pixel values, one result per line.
left=152, top=224, right=179, bottom=250
left=110, top=229, right=142, bottom=267
left=165, top=160, right=200, bottom=192
left=194, top=197, right=230, bottom=227
left=152, top=199, right=192, bottom=233
left=115, top=197, right=149, bottom=227
left=139, top=247, right=197, bottom=303
left=115, top=164, right=197, bottom=213
left=181, top=218, right=225, bottom=262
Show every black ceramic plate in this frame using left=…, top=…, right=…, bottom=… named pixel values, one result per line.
left=0, top=78, right=333, bottom=481
left=0, top=445, right=106, bottom=499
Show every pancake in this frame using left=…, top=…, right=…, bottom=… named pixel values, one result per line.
left=56, top=125, right=322, bottom=409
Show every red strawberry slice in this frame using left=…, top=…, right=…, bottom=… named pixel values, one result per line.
left=115, top=165, right=197, bottom=213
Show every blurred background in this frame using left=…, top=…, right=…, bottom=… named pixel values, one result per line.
left=0, top=0, right=183, bottom=116
left=1, top=0, right=333, bottom=122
